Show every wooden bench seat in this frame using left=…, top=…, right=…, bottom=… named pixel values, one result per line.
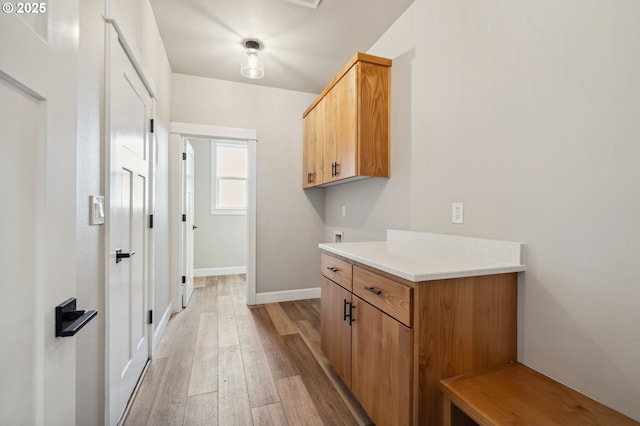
left=440, top=362, right=639, bottom=426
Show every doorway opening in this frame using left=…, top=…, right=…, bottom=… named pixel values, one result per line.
left=170, top=123, right=257, bottom=311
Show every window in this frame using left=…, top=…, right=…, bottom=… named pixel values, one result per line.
left=210, top=139, right=248, bottom=215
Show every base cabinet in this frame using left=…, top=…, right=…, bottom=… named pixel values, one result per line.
left=351, top=297, right=412, bottom=426
left=320, top=252, right=518, bottom=426
left=320, top=277, right=352, bottom=387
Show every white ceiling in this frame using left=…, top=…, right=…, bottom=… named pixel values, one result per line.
left=149, top=0, right=414, bottom=94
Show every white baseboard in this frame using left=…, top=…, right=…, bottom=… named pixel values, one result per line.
left=152, top=304, right=171, bottom=353
left=255, top=287, right=321, bottom=304
left=195, top=266, right=247, bottom=277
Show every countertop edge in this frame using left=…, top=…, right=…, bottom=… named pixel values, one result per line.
left=319, top=243, right=526, bottom=282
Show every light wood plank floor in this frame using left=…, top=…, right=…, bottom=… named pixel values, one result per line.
left=123, top=275, right=371, bottom=426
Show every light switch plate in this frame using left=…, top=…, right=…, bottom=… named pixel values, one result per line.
left=452, top=202, right=464, bottom=224
left=90, top=196, right=105, bottom=225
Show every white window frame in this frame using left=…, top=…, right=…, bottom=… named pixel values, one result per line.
left=210, top=139, right=248, bottom=215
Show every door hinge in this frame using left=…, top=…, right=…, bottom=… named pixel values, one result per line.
left=149, top=214, right=154, bottom=229
left=182, top=152, right=186, bottom=160
left=148, top=310, right=153, bottom=324
left=149, top=119, right=154, bottom=133
left=182, top=275, right=186, bottom=284
left=182, top=214, right=186, bottom=222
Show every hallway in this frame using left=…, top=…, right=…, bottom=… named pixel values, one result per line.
left=123, top=275, right=370, bottom=425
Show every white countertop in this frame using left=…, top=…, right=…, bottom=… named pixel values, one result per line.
left=318, top=230, right=526, bottom=282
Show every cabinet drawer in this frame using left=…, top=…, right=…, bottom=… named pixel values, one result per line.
left=321, top=253, right=353, bottom=291
left=353, top=266, right=412, bottom=327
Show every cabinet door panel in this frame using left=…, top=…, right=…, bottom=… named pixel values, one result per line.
left=352, top=296, right=413, bottom=426
left=357, top=61, right=390, bottom=177
left=320, top=277, right=352, bottom=387
left=302, top=100, right=324, bottom=187
left=325, top=66, right=357, bottom=183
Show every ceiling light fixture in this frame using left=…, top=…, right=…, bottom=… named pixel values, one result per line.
left=240, top=39, right=264, bottom=80
left=287, top=0, right=321, bottom=9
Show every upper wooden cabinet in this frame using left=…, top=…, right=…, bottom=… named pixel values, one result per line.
left=302, top=53, right=391, bottom=188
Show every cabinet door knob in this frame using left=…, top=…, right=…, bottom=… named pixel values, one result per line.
left=365, top=286, right=382, bottom=296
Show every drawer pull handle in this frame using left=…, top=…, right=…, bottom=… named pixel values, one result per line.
left=326, top=266, right=339, bottom=272
left=365, top=286, right=382, bottom=296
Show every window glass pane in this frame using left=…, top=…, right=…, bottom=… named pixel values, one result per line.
left=217, top=145, right=247, bottom=178
left=218, top=179, right=246, bottom=209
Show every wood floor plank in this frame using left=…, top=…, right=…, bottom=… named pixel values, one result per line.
left=183, top=392, right=218, bottom=426
left=230, top=277, right=248, bottom=310
left=188, top=312, right=218, bottom=396
left=123, top=358, right=168, bottom=426
left=277, top=376, right=324, bottom=426
left=126, top=276, right=367, bottom=426
left=154, top=309, right=188, bottom=359
left=241, top=344, right=280, bottom=408
left=291, top=299, right=320, bottom=329
left=202, top=277, right=218, bottom=312
left=282, top=333, right=359, bottom=426
left=236, top=307, right=262, bottom=350
left=194, top=276, right=206, bottom=288
left=218, top=345, right=253, bottom=426
left=279, top=300, right=307, bottom=322
left=295, top=319, right=321, bottom=354
left=251, top=306, right=300, bottom=380
left=252, top=402, right=289, bottom=426
left=218, top=295, right=239, bottom=347
left=146, top=292, right=201, bottom=425
left=296, top=319, right=372, bottom=426
left=216, top=276, right=232, bottom=296
left=265, top=302, right=299, bottom=336
left=308, top=298, right=321, bottom=314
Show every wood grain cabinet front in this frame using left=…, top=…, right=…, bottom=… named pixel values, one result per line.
left=302, top=52, right=391, bottom=188
left=320, top=251, right=518, bottom=426
left=320, top=256, right=413, bottom=426
left=320, top=253, right=352, bottom=291
left=353, top=266, right=412, bottom=327
left=302, top=101, right=324, bottom=188
left=320, top=276, right=352, bottom=387
left=351, top=294, right=413, bottom=426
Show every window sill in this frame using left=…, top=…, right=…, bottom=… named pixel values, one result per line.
left=210, top=209, right=247, bottom=216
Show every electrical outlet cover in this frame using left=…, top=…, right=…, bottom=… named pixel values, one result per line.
left=452, top=202, right=464, bottom=224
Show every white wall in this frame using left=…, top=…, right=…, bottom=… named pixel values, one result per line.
left=324, top=0, right=640, bottom=420
left=75, top=0, right=172, bottom=424
left=76, top=1, right=106, bottom=423
left=189, top=137, right=247, bottom=271
left=171, top=74, right=325, bottom=294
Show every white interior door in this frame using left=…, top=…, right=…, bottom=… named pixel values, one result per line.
left=0, top=2, right=79, bottom=424
left=182, top=140, right=195, bottom=307
left=107, top=33, right=151, bottom=425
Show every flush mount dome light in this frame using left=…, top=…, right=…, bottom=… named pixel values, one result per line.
left=287, top=0, right=321, bottom=8
left=240, top=39, right=264, bottom=80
